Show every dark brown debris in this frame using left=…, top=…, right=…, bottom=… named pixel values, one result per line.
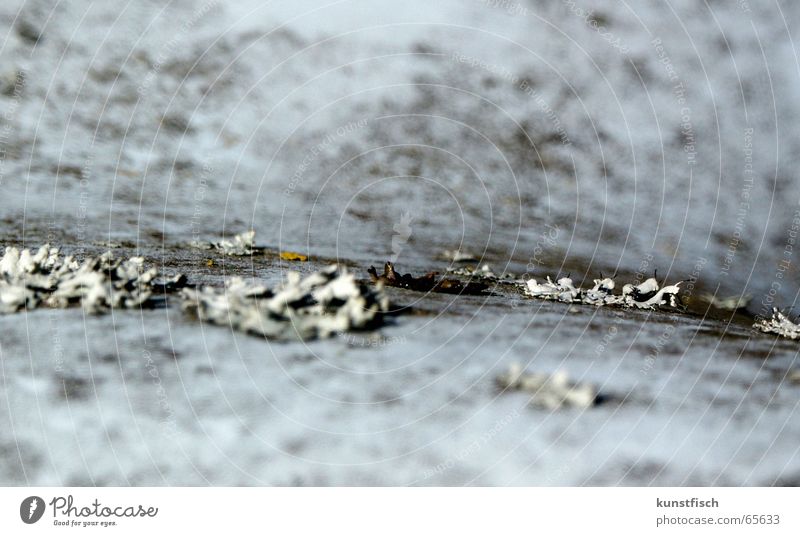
left=368, top=262, right=488, bottom=295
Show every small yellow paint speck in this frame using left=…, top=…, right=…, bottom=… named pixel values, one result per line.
left=280, top=251, right=308, bottom=262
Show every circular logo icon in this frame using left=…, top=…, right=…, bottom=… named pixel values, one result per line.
left=20, top=496, right=45, bottom=524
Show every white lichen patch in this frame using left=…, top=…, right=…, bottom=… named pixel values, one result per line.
left=522, top=274, right=684, bottom=310
left=699, top=293, right=752, bottom=311
left=447, top=263, right=516, bottom=281
left=582, top=276, right=619, bottom=306
left=440, top=249, right=479, bottom=263
left=523, top=276, right=582, bottom=303
left=0, top=244, right=180, bottom=314
left=190, top=230, right=258, bottom=256
left=753, top=309, right=800, bottom=340
left=496, top=362, right=597, bottom=410
left=180, top=265, right=389, bottom=340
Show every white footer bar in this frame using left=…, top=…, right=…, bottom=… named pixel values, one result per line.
left=1, top=488, right=796, bottom=534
